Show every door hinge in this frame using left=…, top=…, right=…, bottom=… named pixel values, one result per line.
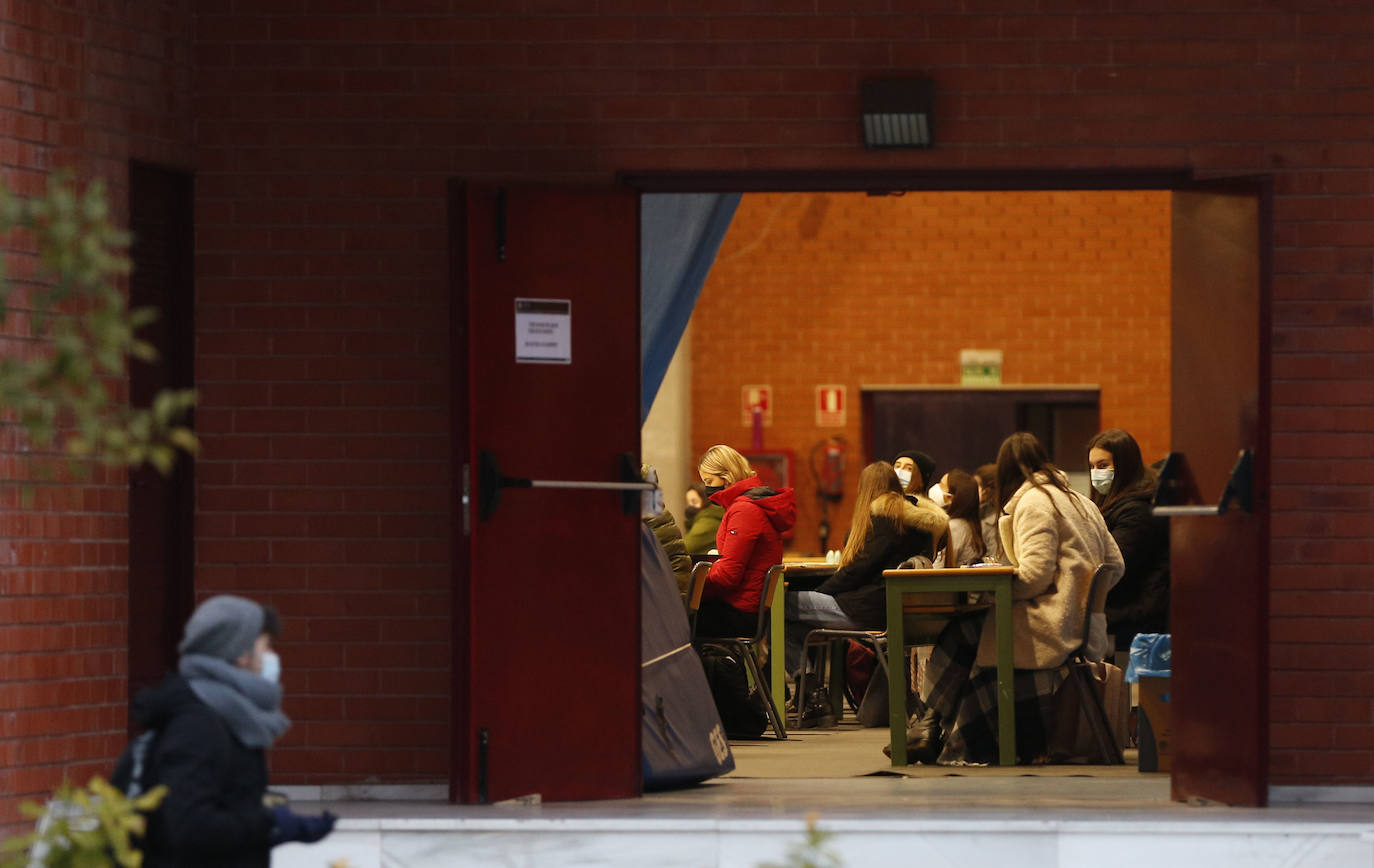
left=495, top=187, right=506, bottom=263
left=461, top=462, right=471, bottom=536
left=478, top=727, right=490, bottom=804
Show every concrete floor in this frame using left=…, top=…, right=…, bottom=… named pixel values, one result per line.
left=276, top=723, right=1374, bottom=867
left=298, top=722, right=1369, bottom=823
left=726, top=720, right=1148, bottom=779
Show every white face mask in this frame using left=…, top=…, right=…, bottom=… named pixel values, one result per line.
left=260, top=650, right=281, bottom=684
left=1090, top=468, right=1115, bottom=495
left=894, top=468, right=912, bottom=489
left=928, top=483, right=944, bottom=505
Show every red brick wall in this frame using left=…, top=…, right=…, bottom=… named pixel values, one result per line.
left=0, top=0, right=193, bottom=827
left=6, top=2, right=1370, bottom=802
left=193, top=6, right=454, bottom=784
left=192, top=2, right=1374, bottom=789
left=690, top=190, right=1171, bottom=547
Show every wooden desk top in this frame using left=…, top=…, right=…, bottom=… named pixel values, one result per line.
left=883, top=565, right=1016, bottom=579
left=782, top=562, right=839, bottom=576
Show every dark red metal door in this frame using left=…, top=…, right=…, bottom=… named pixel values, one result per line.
left=1167, top=179, right=1271, bottom=805
left=450, top=184, right=641, bottom=803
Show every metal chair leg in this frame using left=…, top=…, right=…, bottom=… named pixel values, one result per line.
left=742, top=644, right=787, bottom=740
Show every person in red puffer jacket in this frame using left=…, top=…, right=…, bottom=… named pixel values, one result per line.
left=694, top=444, right=797, bottom=638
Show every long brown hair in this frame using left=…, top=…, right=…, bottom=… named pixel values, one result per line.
left=995, top=432, right=1083, bottom=517
left=1087, top=428, right=1156, bottom=510
left=841, top=461, right=905, bottom=565
left=943, top=469, right=985, bottom=560
left=973, top=463, right=997, bottom=506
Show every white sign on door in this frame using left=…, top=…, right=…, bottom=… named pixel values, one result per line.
left=515, top=298, right=571, bottom=364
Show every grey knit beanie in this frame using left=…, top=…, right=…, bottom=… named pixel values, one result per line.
left=178, top=595, right=266, bottom=662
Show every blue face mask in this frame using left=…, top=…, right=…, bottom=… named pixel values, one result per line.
left=1090, top=468, right=1114, bottom=495
left=260, top=650, right=281, bottom=684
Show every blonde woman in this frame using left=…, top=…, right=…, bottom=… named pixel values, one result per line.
left=784, top=461, right=948, bottom=677
left=694, top=444, right=796, bottom=638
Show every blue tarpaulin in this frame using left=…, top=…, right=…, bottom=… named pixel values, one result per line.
left=640, top=193, right=740, bottom=423
left=639, top=522, right=734, bottom=790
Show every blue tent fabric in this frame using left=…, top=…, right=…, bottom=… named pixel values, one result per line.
left=640, top=193, right=741, bottom=423
left=640, top=521, right=734, bottom=790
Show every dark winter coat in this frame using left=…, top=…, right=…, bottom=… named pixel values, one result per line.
left=114, top=675, right=274, bottom=868
left=814, top=493, right=949, bottom=626
left=644, top=506, right=692, bottom=599
left=1099, top=486, right=1171, bottom=650
left=704, top=475, right=796, bottom=612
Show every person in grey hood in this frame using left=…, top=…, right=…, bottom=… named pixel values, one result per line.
left=114, top=595, right=335, bottom=867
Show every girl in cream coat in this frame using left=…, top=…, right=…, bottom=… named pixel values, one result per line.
left=906, top=432, right=1123, bottom=766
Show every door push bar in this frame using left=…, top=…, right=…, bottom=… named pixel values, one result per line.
left=477, top=449, right=654, bottom=520
left=1151, top=448, right=1254, bottom=517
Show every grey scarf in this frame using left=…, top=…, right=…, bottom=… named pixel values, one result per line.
left=179, top=654, right=291, bottom=748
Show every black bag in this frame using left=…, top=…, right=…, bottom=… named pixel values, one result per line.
left=696, top=645, right=769, bottom=739
left=1047, top=660, right=1123, bottom=764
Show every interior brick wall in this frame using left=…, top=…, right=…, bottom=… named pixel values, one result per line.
left=690, top=190, right=1171, bottom=552
left=0, top=0, right=193, bottom=828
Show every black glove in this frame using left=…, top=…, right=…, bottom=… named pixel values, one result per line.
left=270, top=804, right=337, bottom=845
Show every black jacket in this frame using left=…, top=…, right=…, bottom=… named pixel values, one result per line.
left=1100, top=488, right=1170, bottom=650
left=114, top=675, right=274, bottom=868
left=814, top=493, right=949, bottom=626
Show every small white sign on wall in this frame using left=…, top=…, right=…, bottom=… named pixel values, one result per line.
left=960, top=348, right=1002, bottom=386
left=515, top=298, right=571, bottom=364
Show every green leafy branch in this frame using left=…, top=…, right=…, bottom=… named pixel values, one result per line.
left=0, top=173, right=197, bottom=475
left=0, top=777, right=168, bottom=868
left=758, top=814, right=843, bottom=868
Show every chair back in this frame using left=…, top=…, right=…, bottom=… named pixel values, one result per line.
left=686, top=561, right=712, bottom=639
left=748, top=564, right=786, bottom=644
left=932, top=526, right=951, bottom=567
left=1071, top=563, right=1115, bottom=660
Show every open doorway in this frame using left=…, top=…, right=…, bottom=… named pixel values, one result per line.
left=637, top=179, right=1267, bottom=804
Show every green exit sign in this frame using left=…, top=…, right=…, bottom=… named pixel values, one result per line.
left=960, top=349, right=1002, bottom=386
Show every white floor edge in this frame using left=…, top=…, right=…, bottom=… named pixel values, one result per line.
left=1270, top=784, right=1374, bottom=804
left=272, top=819, right=1374, bottom=868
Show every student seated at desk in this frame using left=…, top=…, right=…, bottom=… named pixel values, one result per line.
left=1087, top=428, right=1169, bottom=654
left=694, top=445, right=796, bottom=638
left=784, top=461, right=948, bottom=682
left=641, top=464, right=692, bottom=601
left=893, top=449, right=936, bottom=503
left=900, top=432, right=1123, bottom=765
left=936, top=469, right=985, bottom=568
left=683, top=482, right=725, bottom=555
left=973, top=463, right=1004, bottom=564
